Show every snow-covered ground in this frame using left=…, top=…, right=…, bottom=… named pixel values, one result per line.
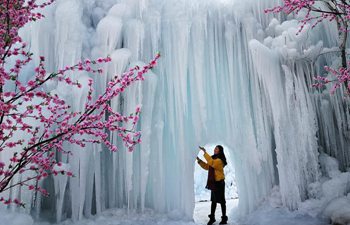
left=2, top=153, right=350, bottom=225
left=194, top=199, right=238, bottom=225
left=0, top=198, right=332, bottom=225
left=34, top=208, right=196, bottom=225
left=33, top=199, right=237, bottom=225
left=241, top=205, right=329, bottom=225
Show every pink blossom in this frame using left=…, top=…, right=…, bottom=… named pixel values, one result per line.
left=267, top=1, right=350, bottom=94
left=0, top=0, right=160, bottom=206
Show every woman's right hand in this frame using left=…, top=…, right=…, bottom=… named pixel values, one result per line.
left=199, top=146, right=206, bottom=152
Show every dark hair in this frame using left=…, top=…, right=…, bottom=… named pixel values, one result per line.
left=213, top=145, right=227, bottom=167
left=216, top=145, right=224, bottom=154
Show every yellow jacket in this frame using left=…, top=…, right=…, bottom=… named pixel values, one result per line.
left=198, top=152, right=225, bottom=181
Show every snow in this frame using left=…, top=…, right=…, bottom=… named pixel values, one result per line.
left=323, top=196, right=350, bottom=225
left=194, top=199, right=238, bottom=225
left=0, top=210, right=34, bottom=225
left=242, top=206, right=328, bottom=225
left=0, top=198, right=334, bottom=225
left=1, top=208, right=197, bottom=225
left=0, top=201, right=237, bottom=225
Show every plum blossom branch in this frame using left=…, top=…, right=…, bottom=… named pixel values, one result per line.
left=266, top=0, right=350, bottom=94
left=0, top=0, right=161, bottom=206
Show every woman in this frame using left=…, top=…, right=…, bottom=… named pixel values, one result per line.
left=197, top=145, right=228, bottom=225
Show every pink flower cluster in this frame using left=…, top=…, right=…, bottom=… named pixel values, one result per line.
left=313, top=65, right=350, bottom=94
left=0, top=0, right=55, bottom=61
left=265, top=0, right=349, bottom=33
left=266, top=0, right=350, bottom=94
left=0, top=0, right=161, bottom=207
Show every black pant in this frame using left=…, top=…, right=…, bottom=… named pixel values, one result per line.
left=210, top=180, right=226, bottom=217
left=211, top=201, right=226, bottom=217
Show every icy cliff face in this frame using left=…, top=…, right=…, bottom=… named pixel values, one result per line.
left=1, top=0, right=350, bottom=222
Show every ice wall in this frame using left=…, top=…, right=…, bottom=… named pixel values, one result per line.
left=1, top=0, right=350, bottom=222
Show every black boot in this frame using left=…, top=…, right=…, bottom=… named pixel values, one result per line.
left=207, top=214, right=216, bottom=225
left=219, top=216, right=228, bottom=224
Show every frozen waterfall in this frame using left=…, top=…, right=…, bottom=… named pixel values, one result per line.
left=1, top=0, right=349, bottom=223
